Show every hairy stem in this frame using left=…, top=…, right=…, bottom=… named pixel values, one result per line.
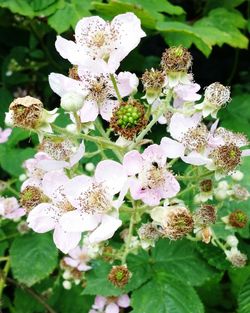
left=110, top=74, right=122, bottom=102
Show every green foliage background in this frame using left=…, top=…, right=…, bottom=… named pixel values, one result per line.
left=0, top=1, right=250, bottom=313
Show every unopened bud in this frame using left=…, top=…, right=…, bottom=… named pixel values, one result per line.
left=60, top=92, right=85, bottom=112
left=226, top=235, right=239, bottom=248
left=231, top=170, right=244, bottom=181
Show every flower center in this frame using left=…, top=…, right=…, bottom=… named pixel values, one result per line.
left=39, top=138, right=75, bottom=161
left=78, top=183, right=111, bottom=214
left=205, top=82, right=231, bottom=107
left=182, top=124, right=208, bottom=152
left=210, top=143, right=242, bottom=173
left=140, top=162, right=166, bottom=190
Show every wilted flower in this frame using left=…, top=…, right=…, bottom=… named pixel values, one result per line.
left=5, top=96, right=58, bottom=139
left=195, top=82, right=231, bottom=118
left=108, top=265, right=131, bottom=288
left=225, top=247, right=247, bottom=268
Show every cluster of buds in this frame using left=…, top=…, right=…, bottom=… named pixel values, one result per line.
left=225, top=235, right=247, bottom=268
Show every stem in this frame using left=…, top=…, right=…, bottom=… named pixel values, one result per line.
left=52, top=125, right=123, bottom=151
left=6, top=277, right=57, bottom=313
left=129, top=91, right=172, bottom=150
left=73, top=112, right=82, bottom=133
left=121, top=201, right=137, bottom=264
left=176, top=171, right=212, bottom=181
left=110, top=74, right=122, bottom=102
left=0, top=257, right=10, bottom=300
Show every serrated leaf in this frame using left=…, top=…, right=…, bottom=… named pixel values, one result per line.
left=0, top=0, right=34, bottom=17
left=238, top=276, right=250, bottom=313
left=10, top=233, right=58, bottom=287
left=131, top=274, right=204, bottom=313
left=197, top=243, right=230, bottom=270
left=0, top=146, right=35, bottom=176
left=57, top=285, right=94, bottom=313
left=151, top=239, right=217, bottom=286
left=48, top=0, right=92, bottom=33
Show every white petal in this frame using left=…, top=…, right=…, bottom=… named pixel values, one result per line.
left=169, top=112, right=202, bottom=141
left=53, top=225, right=81, bottom=254
left=59, top=210, right=100, bottom=232
left=79, top=100, right=99, bottom=123
left=42, top=171, right=69, bottom=199
left=100, top=100, right=118, bottom=121
left=95, top=160, right=127, bottom=195
left=49, top=73, right=88, bottom=97
left=69, top=142, right=85, bottom=167
left=182, top=151, right=210, bottom=165
left=27, top=203, right=59, bottom=233
left=55, top=36, right=84, bottom=65
left=117, top=72, right=139, bottom=97
left=160, top=137, right=185, bottom=158
left=123, top=150, right=143, bottom=175
left=88, top=215, right=122, bottom=243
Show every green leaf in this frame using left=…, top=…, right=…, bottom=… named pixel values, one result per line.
left=229, top=266, right=250, bottom=297
left=151, top=239, right=217, bottom=286
left=10, top=233, right=58, bottom=287
left=197, top=243, right=230, bottom=270
left=48, top=0, right=92, bottom=33
left=156, top=21, right=212, bottom=57
left=0, top=0, right=34, bottom=17
left=14, top=288, right=44, bottom=313
left=0, top=88, right=12, bottom=128
left=0, top=146, right=35, bottom=176
left=5, top=128, right=31, bottom=147
left=219, top=94, right=250, bottom=138
left=131, top=274, right=204, bottom=313
left=238, top=276, right=250, bottom=313
left=57, top=285, right=94, bottom=313
left=124, top=249, right=152, bottom=292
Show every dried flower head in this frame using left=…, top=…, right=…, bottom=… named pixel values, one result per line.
left=210, top=143, right=242, bottom=173
left=110, top=100, right=147, bottom=140
left=20, top=186, right=49, bottom=213
left=199, top=179, right=213, bottom=193
left=229, top=210, right=248, bottom=228
left=225, top=247, right=247, bottom=268
left=204, top=82, right=231, bottom=107
left=141, top=68, right=165, bottom=90
left=232, top=185, right=250, bottom=201
left=8, top=96, right=43, bottom=129
left=194, top=205, right=217, bottom=226
left=161, top=46, right=192, bottom=72
left=161, top=207, right=194, bottom=240
left=138, top=223, right=161, bottom=241
left=108, top=265, right=130, bottom=288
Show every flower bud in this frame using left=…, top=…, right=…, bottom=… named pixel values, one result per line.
left=231, top=170, right=244, bottom=181
left=85, top=162, right=95, bottom=172
left=60, top=92, right=85, bottom=112
left=226, top=235, right=239, bottom=248
left=63, top=280, right=72, bottom=290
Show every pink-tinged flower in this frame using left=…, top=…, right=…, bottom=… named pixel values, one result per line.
left=64, top=245, right=92, bottom=272
left=90, top=294, right=130, bottom=313
left=0, top=128, right=11, bottom=143
left=49, top=71, right=138, bottom=122
left=173, top=82, right=201, bottom=108
left=21, top=152, right=58, bottom=190
left=0, top=197, right=25, bottom=219
left=55, top=13, right=145, bottom=73
left=60, top=160, right=127, bottom=243
left=123, top=144, right=180, bottom=206
left=27, top=172, right=82, bottom=253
